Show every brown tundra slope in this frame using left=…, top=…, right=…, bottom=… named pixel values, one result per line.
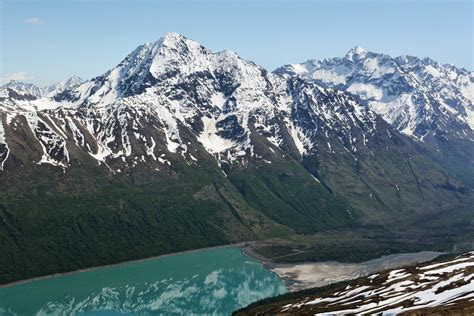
left=235, top=252, right=474, bottom=315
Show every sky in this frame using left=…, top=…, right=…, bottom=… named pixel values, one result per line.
left=1, top=0, right=472, bottom=86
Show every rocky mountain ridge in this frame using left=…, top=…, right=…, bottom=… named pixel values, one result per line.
left=275, top=46, right=474, bottom=185
left=275, top=46, right=473, bottom=139
left=0, top=76, right=83, bottom=99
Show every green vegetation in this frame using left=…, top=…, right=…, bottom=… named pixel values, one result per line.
left=227, top=159, right=354, bottom=234
left=0, top=159, right=265, bottom=284
left=0, top=117, right=472, bottom=286
left=249, top=230, right=452, bottom=264
left=0, top=152, right=354, bottom=285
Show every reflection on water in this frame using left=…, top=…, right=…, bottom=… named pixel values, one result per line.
left=0, top=247, right=286, bottom=315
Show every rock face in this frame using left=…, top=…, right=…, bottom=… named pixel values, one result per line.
left=0, top=33, right=471, bottom=284
left=276, top=47, right=474, bottom=185
left=235, top=252, right=474, bottom=315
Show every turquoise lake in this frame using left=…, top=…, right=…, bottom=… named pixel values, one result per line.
left=0, top=247, right=287, bottom=315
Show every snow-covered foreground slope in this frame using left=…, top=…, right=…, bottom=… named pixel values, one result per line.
left=237, top=252, right=474, bottom=315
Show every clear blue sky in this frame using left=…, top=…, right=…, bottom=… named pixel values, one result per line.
left=1, top=0, right=472, bottom=86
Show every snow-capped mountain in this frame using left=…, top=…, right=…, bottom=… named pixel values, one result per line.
left=275, top=47, right=474, bottom=141
left=0, top=34, right=468, bottom=199
left=1, top=34, right=470, bottom=206
left=0, top=33, right=469, bottom=228
left=237, top=252, right=474, bottom=315
left=0, top=33, right=383, bottom=170
left=1, top=33, right=472, bottom=286
left=43, top=75, right=83, bottom=97
left=0, top=80, right=44, bottom=98
left=275, top=47, right=474, bottom=186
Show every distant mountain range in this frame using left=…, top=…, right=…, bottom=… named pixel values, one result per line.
left=0, top=33, right=472, bottom=284
left=1, top=76, right=83, bottom=99
left=276, top=46, right=474, bottom=185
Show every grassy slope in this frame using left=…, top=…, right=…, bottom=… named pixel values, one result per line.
left=246, top=121, right=474, bottom=264
left=226, top=160, right=354, bottom=234
left=0, top=156, right=284, bottom=284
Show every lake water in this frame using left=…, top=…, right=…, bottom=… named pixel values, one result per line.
left=0, top=247, right=287, bottom=315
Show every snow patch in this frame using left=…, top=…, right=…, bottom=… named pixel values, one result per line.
left=424, top=65, right=442, bottom=77
left=210, top=92, right=226, bottom=109
left=311, top=69, right=346, bottom=85
left=347, top=83, right=383, bottom=101
left=197, top=116, right=236, bottom=154
left=0, top=113, right=10, bottom=171
left=290, top=64, right=309, bottom=76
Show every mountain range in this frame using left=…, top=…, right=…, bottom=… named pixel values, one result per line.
left=0, top=33, right=472, bottom=284
left=276, top=46, right=474, bottom=185
left=0, top=76, right=83, bottom=99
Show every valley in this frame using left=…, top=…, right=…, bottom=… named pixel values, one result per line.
left=0, top=33, right=472, bottom=291
left=2, top=0, right=472, bottom=313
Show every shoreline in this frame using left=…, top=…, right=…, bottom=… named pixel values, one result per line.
left=1, top=240, right=446, bottom=293
left=251, top=250, right=445, bottom=292
left=241, top=243, right=305, bottom=291
left=241, top=243, right=446, bottom=292
left=0, top=241, right=251, bottom=289
left=240, top=242, right=271, bottom=265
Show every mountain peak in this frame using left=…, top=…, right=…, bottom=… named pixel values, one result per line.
left=156, top=32, right=200, bottom=51
left=159, top=32, right=186, bottom=43
left=345, top=46, right=367, bottom=61
left=0, top=80, right=43, bottom=98
left=43, top=75, right=84, bottom=96
left=2, top=80, right=33, bottom=87
left=147, top=32, right=208, bottom=66
left=62, top=75, right=83, bottom=86
left=67, top=75, right=83, bottom=81
left=3, top=80, right=18, bottom=85
left=1, top=80, right=38, bottom=90
left=58, top=33, right=215, bottom=105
